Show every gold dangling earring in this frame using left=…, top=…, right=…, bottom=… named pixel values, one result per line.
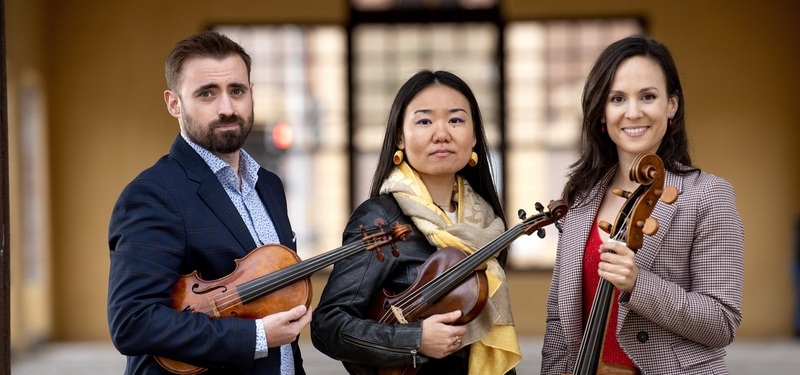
left=393, top=150, right=404, bottom=165
left=469, top=151, right=478, bottom=167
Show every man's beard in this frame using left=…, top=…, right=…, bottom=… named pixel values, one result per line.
left=182, top=111, right=254, bottom=155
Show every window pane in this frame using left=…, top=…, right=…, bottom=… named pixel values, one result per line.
left=351, top=0, right=497, bottom=11
left=351, top=22, right=500, bottom=203
left=214, top=25, right=348, bottom=259
left=505, top=19, right=642, bottom=269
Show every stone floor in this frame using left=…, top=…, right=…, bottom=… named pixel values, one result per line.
left=10, top=337, right=800, bottom=374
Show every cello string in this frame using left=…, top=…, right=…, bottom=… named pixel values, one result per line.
left=579, top=213, right=630, bottom=352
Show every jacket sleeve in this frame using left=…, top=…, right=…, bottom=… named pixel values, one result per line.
left=107, top=176, right=257, bottom=371
left=311, top=196, right=425, bottom=368
left=620, top=174, right=744, bottom=348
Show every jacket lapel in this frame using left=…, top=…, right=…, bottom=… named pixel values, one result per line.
left=169, top=135, right=257, bottom=254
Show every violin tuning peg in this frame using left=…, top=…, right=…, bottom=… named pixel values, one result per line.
left=659, top=186, right=679, bottom=205
left=537, top=228, right=546, bottom=239
left=535, top=202, right=544, bottom=213
left=376, top=250, right=385, bottom=262
left=391, top=244, right=400, bottom=257
left=555, top=222, right=563, bottom=233
left=518, top=209, right=527, bottom=220
left=639, top=217, right=659, bottom=236
left=598, top=220, right=612, bottom=234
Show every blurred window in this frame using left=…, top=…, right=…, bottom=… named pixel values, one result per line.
left=215, top=16, right=642, bottom=269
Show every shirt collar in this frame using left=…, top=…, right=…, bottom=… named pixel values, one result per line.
left=181, top=132, right=261, bottom=188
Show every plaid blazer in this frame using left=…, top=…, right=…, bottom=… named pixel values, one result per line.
left=541, top=167, right=744, bottom=375
left=107, top=135, right=304, bottom=374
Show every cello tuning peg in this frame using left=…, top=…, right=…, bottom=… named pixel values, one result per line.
left=518, top=209, right=527, bottom=220
left=537, top=228, right=546, bottom=238
left=555, top=221, right=563, bottom=233
left=598, top=220, right=612, bottom=234
left=640, top=217, right=659, bottom=236
left=612, top=188, right=632, bottom=199
left=659, top=186, right=679, bottom=205
left=535, top=202, right=544, bottom=213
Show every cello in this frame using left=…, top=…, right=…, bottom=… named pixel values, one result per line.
left=369, top=199, right=568, bottom=375
left=572, top=153, right=678, bottom=375
left=156, top=221, right=412, bottom=375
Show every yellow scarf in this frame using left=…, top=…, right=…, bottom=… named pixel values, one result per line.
left=379, top=162, right=521, bottom=375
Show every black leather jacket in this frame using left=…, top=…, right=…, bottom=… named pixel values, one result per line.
left=311, top=195, right=515, bottom=375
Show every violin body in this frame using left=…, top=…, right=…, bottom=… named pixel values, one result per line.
left=170, top=244, right=311, bottom=319
left=369, top=246, right=489, bottom=326
left=156, top=244, right=310, bottom=375
left=156, top=222, right=412, bottom=374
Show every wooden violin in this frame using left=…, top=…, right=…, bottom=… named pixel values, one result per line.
left=156, top=221, right=412, bottom=375
left=369, top=199, right=568, bottom=375
left=572, top=153, right=679, bottom=375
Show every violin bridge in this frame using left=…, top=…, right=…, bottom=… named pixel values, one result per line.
left=390, top=305, right=409, bottom=324
left=209, top=298, right=221, bottom=318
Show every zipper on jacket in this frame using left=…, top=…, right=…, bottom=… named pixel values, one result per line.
left=341, top=333, right=421, bottom=368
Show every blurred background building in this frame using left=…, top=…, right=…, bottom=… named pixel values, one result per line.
left=3, top=0, right=799, bottom=367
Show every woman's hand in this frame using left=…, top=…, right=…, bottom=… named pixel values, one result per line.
left=598, top=241, right=639, bottom=293
left=419, top=310, right=468, bottom=358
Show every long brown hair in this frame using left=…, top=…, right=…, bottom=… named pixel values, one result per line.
left=563, top=36, right=697, bottom=206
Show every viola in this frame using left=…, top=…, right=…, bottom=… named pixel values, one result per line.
left=156, top=221, right=412, bottom=375
left=368, top=199, right=568, bottom=375
left=572, top=153, right=679, bottom=375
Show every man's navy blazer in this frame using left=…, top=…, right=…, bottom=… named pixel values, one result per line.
left=108, top=135, right=305, bottom=374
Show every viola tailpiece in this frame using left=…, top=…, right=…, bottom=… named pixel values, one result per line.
left=156, top=222, right=412, bottom=375
left=369, top=199, right=568, bottom=375
left=572, top=153, right=678, bottom=375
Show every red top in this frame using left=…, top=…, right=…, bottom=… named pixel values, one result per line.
left=582, top=221, right=635, bottom=367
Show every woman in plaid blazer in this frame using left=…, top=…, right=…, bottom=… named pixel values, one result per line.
left=541, top=36, right=744, bottom=374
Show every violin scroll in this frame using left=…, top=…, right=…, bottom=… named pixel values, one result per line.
left=519, top=199, right=568, bottom=237
left=359, top=222, right=412, bottom=262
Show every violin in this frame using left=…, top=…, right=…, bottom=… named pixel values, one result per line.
left=572, top=153, right=678, bottom=375
left=368, top=199, right=568, bottom=375
left=156, top=221, right=412, bottom=375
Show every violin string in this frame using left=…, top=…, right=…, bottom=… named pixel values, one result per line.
left=194, top=239, right=370, bottom=316
left=232, top=226, right=402, bottom=311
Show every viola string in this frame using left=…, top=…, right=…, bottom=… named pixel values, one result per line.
left=381, top=215, right=551, bottom=323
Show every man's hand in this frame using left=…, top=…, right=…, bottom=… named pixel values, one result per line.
left=261, top=305, right=312, bottom=348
